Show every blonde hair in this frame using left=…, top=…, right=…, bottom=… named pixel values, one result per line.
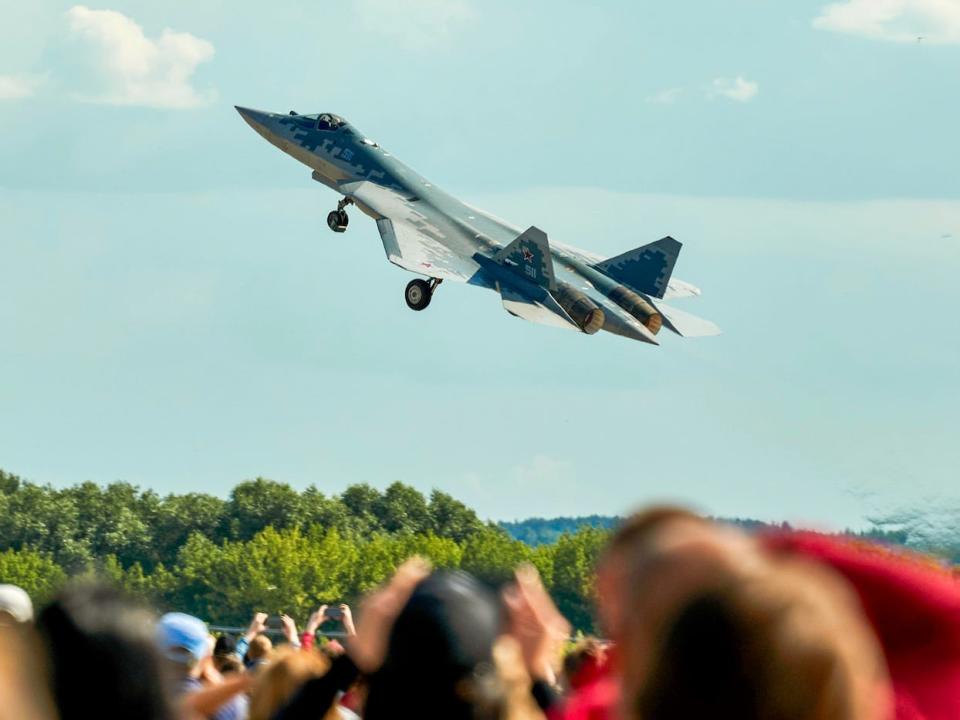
left=248, top=647, right=334, bottom=720
left=246, top=634, right=273, bottom=663
left=632, top=558, right=891, bottom=720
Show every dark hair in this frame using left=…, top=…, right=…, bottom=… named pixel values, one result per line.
left=35, top=583, right=176, bottom=720
left=637, top=592, right=758, bottom=719
left=214, top=633, right=237, bottom=657
left=364, top=570, right=504, bottom=720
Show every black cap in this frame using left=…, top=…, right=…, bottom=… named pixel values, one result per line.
left=365, top=570, right=503, bottom=719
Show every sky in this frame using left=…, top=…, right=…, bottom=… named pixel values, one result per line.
left=1, top=0, right=958, bottom=529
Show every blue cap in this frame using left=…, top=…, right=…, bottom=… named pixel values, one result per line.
left=157, top=612, right=210, bottom=664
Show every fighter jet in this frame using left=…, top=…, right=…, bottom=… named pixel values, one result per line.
left=236, top=107, right=720, bottom=346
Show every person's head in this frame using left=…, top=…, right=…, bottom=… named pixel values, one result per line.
left=248, top=646, right=331, bottom=720
left=245, top=633, right=273, bottom=667
left=35, top=582, right=176, bottom=720
left=596, top=506, right=746, bottom=639
left=0, top=584, right=33, bottom=626
left=216, top=654, right=244, bottom=675
left=364, top=570, right=504, bottom=720
left=157, top=611, right=212, bottom=679
left=213, top=633, right=242, bottom=674
left=625, top=558, right=892, bottom=720
left=214, top=633, right=237, bottom=658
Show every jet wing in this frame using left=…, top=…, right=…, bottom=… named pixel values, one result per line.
left=338, top=180, right=479, bottom=282
left=499, top=284, right=579, bottom=331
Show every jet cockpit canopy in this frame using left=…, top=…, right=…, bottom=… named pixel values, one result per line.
left=316, top=113, right=345, bottom=131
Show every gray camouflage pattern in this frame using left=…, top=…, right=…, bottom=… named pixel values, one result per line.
left=236, top=107, right=720, bottom=344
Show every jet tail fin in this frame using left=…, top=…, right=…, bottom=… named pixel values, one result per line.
left=594, top=237, right=681, bottom=299
left=495, top=226, right=556, bottom=291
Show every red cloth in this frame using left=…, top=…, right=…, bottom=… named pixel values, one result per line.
left=547, top=675, right=619, bottom=720
left=763, top=532, right=960, bottom=720
left=547, top=648, right=620, bottom=720
left=568, top=651, right=609, bottom=691
left=551, top=532, right=960, bottom=720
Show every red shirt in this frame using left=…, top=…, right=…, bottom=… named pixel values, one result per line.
left=763, top=532, right=960, bottom=720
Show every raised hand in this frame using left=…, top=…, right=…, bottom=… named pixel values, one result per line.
left=244, top=611, right=268, bottom=642
left=502, top=563, right=571, bottom=685
left=305, top=605, right=328, bottom=635
left=339, top=604, right=356, bottom=637
left=280, top=614, right=298, bottom=644
left=349, top=557, right=430, bottom=673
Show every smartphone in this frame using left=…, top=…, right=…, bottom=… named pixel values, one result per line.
left=265, top=615, right=284, bottom=630
left=325, top=606, right=343, bottom=621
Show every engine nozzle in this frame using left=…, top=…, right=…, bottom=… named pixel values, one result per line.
left=553, top=283, right=605, bottom=335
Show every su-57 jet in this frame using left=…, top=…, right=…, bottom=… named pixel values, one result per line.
left=236, top=107, right=720, bottom=346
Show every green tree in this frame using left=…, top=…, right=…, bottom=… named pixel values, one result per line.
left=300, top=486, right=348, bottom=532
left=0, top=482, right=90, bottom=570
left=61, top=482, right=156, bottom=568
left=0, top=469, right=22, bottom=495
left=222, top=478, right=302, bottom=541
left=374, top=482, right=430, bottom=534
left=339, top=484, right=382, bottom=534
left=550, top=528, right=608, bottom=632
left=0, top=548, right=66, bottom=606
left=428, top=490, right=484, bottom=542
left=151, top=492, right=227, bottom=566
left=460, top=526, right=531, bottom=586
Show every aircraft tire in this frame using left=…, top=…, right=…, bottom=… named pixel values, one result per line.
left=327, top=211, right=347, bottom=233
left=405, top=279, right=432, bottom=311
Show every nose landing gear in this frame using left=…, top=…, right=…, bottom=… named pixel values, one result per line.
left=327, top=197, right=354, bottom=233
left=405, top=278, right=441, bottom=311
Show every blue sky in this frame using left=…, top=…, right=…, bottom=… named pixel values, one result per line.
left=1, top=0, right=958, bottom=528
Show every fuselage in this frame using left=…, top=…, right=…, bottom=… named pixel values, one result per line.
left=234, top=108, right=606, bottom=280
left=236, top=107, right=718, bottom=343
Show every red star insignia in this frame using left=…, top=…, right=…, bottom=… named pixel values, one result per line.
left=521, top=248, right=534, bottom=262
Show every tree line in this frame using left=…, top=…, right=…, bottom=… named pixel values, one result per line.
left=2, top=469, right=955, bottom=633
left=0, top=470, right=604, bottom=630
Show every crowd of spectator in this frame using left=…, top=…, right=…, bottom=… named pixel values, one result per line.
left=1, top=505, right=959, bottom=720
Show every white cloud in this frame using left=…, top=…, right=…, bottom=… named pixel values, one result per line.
left=813, top=0, right=960, bottom=44
left=709, top=76, right=759, bottom=102
left=0, top=74, right=44, bottom=100
left=66, top=5, right=215, bottom=108
left=646, top=87, right=682, bottom=105
left=353, top=0, right=475, bottom=51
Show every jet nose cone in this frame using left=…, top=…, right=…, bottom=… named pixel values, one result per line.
left=235, top=105, right=271, bottom=130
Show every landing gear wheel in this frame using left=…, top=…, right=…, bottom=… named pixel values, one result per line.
left=327, top=210, right=348, bottom=233
left=405, top=279, right=432, bottom=311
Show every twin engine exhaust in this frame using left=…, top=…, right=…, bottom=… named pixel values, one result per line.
left=553, top=282, right=662, bottom=336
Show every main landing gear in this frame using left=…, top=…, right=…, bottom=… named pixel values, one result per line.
left=327, top=197, right=354, bottom=233
left=405, top=278, right=442, bottom=311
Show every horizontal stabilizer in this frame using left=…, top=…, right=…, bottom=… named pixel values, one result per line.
left=651, top=300, right=721, bottom=337
left=499, top=285, right=578, bottom=331
left=495, top=226, right=556, bottom=291
left=663, top=278, right=701, bottom=299
left=594, top=237, right=681, bottom=299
